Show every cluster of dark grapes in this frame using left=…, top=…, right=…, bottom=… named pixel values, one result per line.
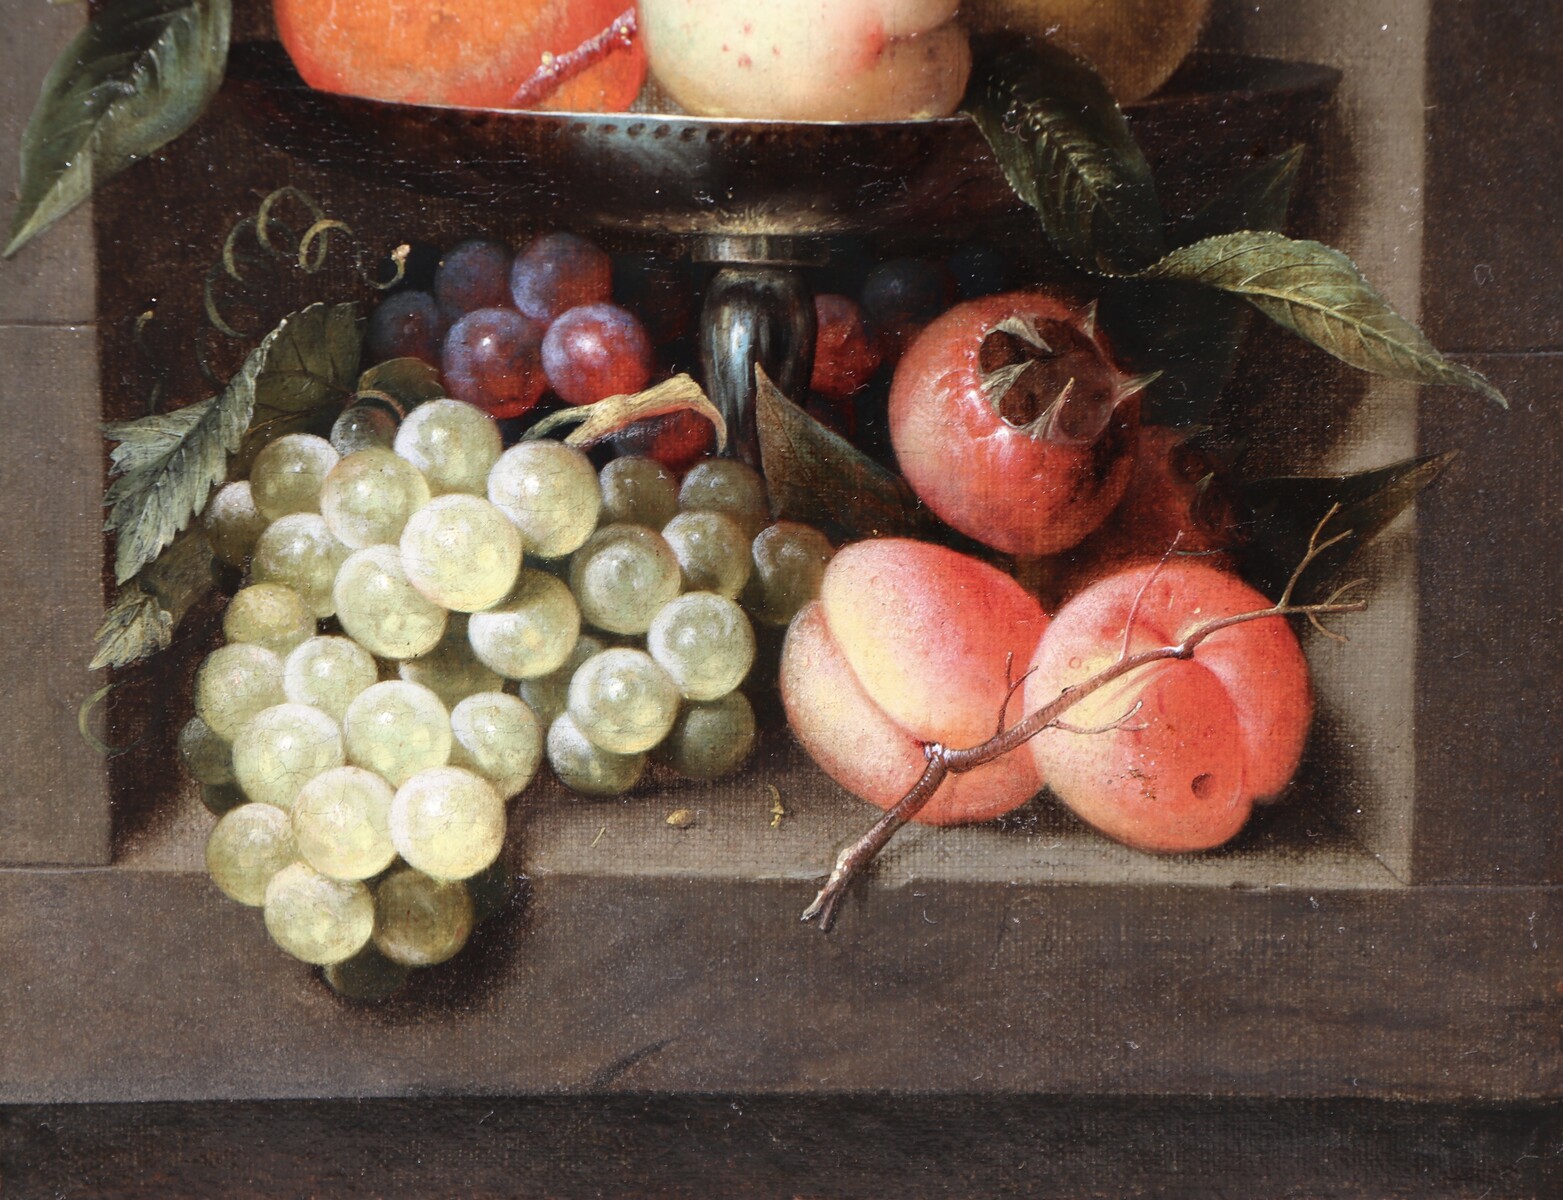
left=366, top=231, right=713, bottom=471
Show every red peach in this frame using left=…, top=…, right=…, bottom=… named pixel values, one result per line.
left=1025, top=560, right=1312, bottom=852
left=780, top=539, right=1050, bottom=826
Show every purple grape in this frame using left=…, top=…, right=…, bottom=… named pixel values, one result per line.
left=948, top=245, right=1014, bottom=300
left=613, top=255, right=695, bottom=346
left=542, top=303, right=653, bottom=407
left=366, top=290, right=446, bottom=366
left=434, top=238, right=514, bottom=320
left=441, top=307, right=547, bottom=419
left=510, top=232, right=612, bottom=323
left=860, top=257, right=957, bottom=326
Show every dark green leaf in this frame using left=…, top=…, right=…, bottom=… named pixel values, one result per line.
left=91, top=526, right=216, bottom=669
left=6, top=0, right=231, bottom=257
left=104, top=302, right=358, bottom=583
left=1238, top=452, right=1457, bottom=599
left=1179, top=145, right=1305, bottom=244
left=1141, top=232, right=1506, bottom=405
left=963, top=38, right=1165, bottom=275
left=754, top=368, right=926, bottom=543
left=251, top=301, right=362, bottom=416
left=356, top=357, right=445, bottom=415
left=1099, top=279, right=1251, bottom=426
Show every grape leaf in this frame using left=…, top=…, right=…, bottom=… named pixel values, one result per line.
left=1178, top=145, right=1305, bottom=245
left=355, top=357, right=445, bottom=415
left=1140, top=232, right=1506, bottom=405
left=754, top=367, right=927, bottom=542
left=963, top=38, right=1165, bottom=275
left=1238, top=452, right=1457, bottom=600
left=104, top=302, right=359, bottom=583
left=91, top=526, right=216, bottom=670
left=6, top=0, right=232, bottom=257
left=525, top=374, right=727, bottom=449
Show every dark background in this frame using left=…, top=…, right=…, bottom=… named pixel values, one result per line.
left=2, top=0, right=1560, bottom=1194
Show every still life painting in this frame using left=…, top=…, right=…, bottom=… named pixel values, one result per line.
left=0, top=0, right=1556, bottom=1195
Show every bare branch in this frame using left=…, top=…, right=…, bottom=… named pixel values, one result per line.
left=1050, top=699, right=1147, bottom=736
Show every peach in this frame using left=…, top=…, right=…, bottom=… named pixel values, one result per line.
left=1024, top=560, right=1313, bottom=853
left=780, top=539, right=1050, bottom=825
left=638, top=0, right=972, bottom=121
left=274, top=0, right=646, bottom=112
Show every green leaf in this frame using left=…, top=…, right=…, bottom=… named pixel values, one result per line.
left=754, top=367, right=927, bottom=543
left=91, top=526, right=216, bottom=670
left=1141, top=232, right=1507, bottom=406
left=1238, top=451, right=1457, bottom=599
left=1178, top=145, right=1305, bottom=244
left=355, top=357, right=445, bottom=415
left=6, top=0, right=232, bottom=257
left=251, top=301, right=363, bottom=416
left=963, top=38, right=1165, bottom=275
left=104, top=302, right=359, bottom=583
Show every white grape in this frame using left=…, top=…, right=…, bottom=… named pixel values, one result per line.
left=343, top=680, right=452, bottom=786
left=743, top=520, right=835, bottom=625
left=546, top=713, right=646, bottom=797
left=332, top=544, right=448, bottom=660
left=515, top=634, right=604, bottom=725
left=320, top=448, right=431, bottom=550
left=398, top=614, right=503, bottom=709
left=250, top=434, right=339, bottom=520
left=195, top=643, right=286, bottom=740
left=330, top=403, right=399, bottom=456
left=450, top=692, right=544, bottom=800
left=678, top=458, right=769, bottom=539
left=656, top=691, right=757, bottom=781
left=599, top=456, right=678, bottom=529
left=251, top=513, right=350, bottom=618
left=389, top=766, right=506, bottom=881
left=283, top=636, right=379, bottom=722
left=399, top=494, right=522, bottom=612
left=178, top=715, right=234, bottom=785
left=292, top=766, right=397, bottom=881
left=661, top=510, right=752, bottom=599
left=201, top=783, right=248, bottom=817
left=373, top=867, right=475, bottom=967
left=205, top=802, right=298, bottom=906
left=647, top=592, right=755, bottom=701
left=567, top=648, right=681, bottom=754
left=231, top=702, right=345, bottom=811
left=466, top=569, right=580, bottom=680
left=203, top=481, right=269, bottom=570
left=487, top=441, right=601, bottom=558
left=263, top=861, right=375, bottom=965
left=394, top=398, right=502, bottom=496
left=323, top=946, right=409, bottom=1001
left=568, top=524, right=682, bottom=635
left=223, top=582, right=315, bottom=657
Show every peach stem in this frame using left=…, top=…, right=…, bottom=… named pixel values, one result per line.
left=800, top=578, right=1367, bottom=932
left=509, top=7, right=639, bottom=109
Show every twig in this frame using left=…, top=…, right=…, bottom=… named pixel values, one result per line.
left=510, top=7, right=638, bottom=109
left=801, top=519, right=1366, bottom=932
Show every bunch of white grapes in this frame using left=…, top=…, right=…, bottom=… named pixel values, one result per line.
left=183, top=392, right=833, bottom=998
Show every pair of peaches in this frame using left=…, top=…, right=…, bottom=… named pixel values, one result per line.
left=275, top=0, right=1212, bottom=119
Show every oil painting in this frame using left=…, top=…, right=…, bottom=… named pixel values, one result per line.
left=0, top=1, right=1557, bottom=1195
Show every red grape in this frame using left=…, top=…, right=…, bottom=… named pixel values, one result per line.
left=366, top=290, right=446, bottom=366
left=441, top=307, right=547, bottom=419
left=542, top=303, right=654, bottom=406
left=614, top=409, right=717, bottom=473
left=810, top=294, right=881, bottom=401
left=434, top=238, right=514, bottom=320
left=510, top=232, right=612, bottom=323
